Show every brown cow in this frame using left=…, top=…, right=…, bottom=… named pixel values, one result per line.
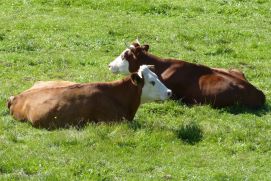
left=108, top=41, right=265, bottom=108
left=7, top=65, right=172, bottom=129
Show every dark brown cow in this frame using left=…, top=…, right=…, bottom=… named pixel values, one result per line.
left=109, top=42, right=265, bottom=108
left=7, top=65, right=171, bottom=129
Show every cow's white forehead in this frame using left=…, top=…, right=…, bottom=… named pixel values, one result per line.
left=137, top=65, right=157, bottom=79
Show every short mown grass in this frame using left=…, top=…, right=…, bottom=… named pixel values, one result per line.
left=0, top=0, right=271, bottom=180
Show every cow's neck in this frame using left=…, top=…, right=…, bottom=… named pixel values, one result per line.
left=139, top=53, right=170, bottom=75
left=109, top=78, right=142, bottom=120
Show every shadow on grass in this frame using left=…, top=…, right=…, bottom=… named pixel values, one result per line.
left=176, top=121, right=203, bottom=145
left=128, top=120, right=144, bottom=131
left=128, top=119, right=204, bottom=145
left=1, top=108, right=10, bottom=116
left=176, top=99, right=270, bottom=117
left=218, top=103, right=271, bottom=116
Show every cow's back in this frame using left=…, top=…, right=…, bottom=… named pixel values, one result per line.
left=13, top=84, right=104, bottom=127
left=8, top=81, right=140, bottom=128
left=161, top=62, right=265, bottom=108
left=198, top=70, right=264, bottom=107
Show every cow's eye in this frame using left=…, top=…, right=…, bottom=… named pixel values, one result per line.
left=124, top=51, right=129, bottom=57
left=150, top=81, right=155, bottom=86
left=121, top=51, right=128, bottom=60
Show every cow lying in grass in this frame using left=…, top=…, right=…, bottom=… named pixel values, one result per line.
left=109, top=41, right=265, bottom=108
left=7, top=65, right=172, bottom=129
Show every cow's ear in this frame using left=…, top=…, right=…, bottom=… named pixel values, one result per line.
left=131, top=73, right=143, bottom=86
left=133, top=45, right=148, bottom=57
left=147, top=65, right=155, bottom=72
left=142, top=44, right=149, bottom=52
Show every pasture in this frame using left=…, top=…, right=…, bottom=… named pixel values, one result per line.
left=0, top=0, right=271, bottom=180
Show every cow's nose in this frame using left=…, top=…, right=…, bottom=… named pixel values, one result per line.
left=167, top=90, right=172, bottom=97
left=108, top=64, right=118, bottom=73
left=108, top=64, right=114, bottom=70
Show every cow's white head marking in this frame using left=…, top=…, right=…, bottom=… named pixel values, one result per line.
left=108, top=45, right=135, bottom=74
left=137, top=65, right=172, bottom=103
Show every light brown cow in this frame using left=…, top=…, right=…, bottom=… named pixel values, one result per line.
left=109, top=41, right=265, bottom=108
left=7, top=65, right=172, bottom=129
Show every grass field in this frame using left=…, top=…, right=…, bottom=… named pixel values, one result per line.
left=1, top=0, right=271, bottom=180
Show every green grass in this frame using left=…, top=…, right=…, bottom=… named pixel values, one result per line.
left=1, top=0, right=271, bottom=180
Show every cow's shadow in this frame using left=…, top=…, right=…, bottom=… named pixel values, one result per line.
left=175, top=100, right=270, bottom=116
left=217, top=103, right=271, bottom=116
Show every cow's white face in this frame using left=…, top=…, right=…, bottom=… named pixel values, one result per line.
left=138, top=65, right=172, bottom=103
left=109, top=48, right=131, bottom=75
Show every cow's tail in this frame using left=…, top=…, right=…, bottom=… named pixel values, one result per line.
left=7, top=96, right=15, bottom=110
